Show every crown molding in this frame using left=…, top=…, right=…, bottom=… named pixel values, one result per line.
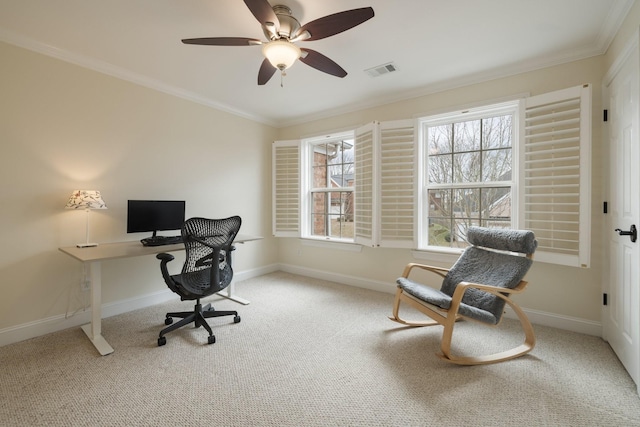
left=0, top=28, right=279, bottom=128
left=1, top=0, right=634, bottom=130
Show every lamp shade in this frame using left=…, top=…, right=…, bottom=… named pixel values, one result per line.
left=65, top=190, right=107, bottom=210
left=262, top=40, right=301, bottom=70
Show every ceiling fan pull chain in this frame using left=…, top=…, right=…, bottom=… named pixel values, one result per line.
left=280, top=70, right=285, bottom=87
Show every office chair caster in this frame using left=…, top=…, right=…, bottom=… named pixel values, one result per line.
left=234, top=315, right=241, bottom=323
left=158, top=336, right=167, bottom=346
left=208, top=335, right=216, bottom=344
left=164, top=317, right=173, bottom=325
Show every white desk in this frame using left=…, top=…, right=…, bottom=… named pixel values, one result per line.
left=59, top=234, right=261, bottom=356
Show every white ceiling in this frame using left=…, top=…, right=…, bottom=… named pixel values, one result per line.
left=0, top=0, right=635, bottom=127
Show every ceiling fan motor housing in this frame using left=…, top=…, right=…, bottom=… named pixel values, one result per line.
left=263, top=5, right=301, bottom=40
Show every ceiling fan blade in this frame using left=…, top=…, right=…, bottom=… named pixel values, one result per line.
left=296, top=7, right=374, bottom=41
left=182, top=37, right=261, bottom=46
left=299, top=48, right=347, bottom=78
left=243, top=0, right=280, bottom=34
left=258, top=58, right=277, bottom=85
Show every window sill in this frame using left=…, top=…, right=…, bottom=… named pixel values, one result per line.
left=301, top=238, right=363, bottom=252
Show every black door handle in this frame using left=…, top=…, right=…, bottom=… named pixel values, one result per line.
left=615, top=224, right=637, bottom=242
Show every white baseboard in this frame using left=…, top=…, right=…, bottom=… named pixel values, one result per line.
left=0, top=264, right=279, bottom=348
left=0, top=262, right=601, bottom=348
left=278, top=263, right=393, bottom=294
left=233, top=263, right=280, bottom=283
left=278, top=263, right=603, bottom=337
left=505, top=307, right=602, bottom=336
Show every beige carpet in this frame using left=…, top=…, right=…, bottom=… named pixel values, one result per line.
left=1, top=271, right=639, bottom=426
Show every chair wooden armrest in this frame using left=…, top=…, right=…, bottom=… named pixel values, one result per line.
left=450, top=280, right=529, bottom=302
left=401, top=262, right=450, bottom=280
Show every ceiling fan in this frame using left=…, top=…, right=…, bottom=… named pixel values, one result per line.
left=181, top=0, right=375, bottom=86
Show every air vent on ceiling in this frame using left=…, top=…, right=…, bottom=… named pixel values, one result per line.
left=364, top=62, right=398, bottom=78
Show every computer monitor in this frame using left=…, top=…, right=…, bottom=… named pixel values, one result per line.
left=127, top=200, right=185, bottom=239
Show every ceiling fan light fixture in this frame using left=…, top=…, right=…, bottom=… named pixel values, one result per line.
left=262, top=39, right=301, bottom=70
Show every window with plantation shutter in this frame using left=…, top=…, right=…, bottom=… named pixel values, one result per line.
left=379, top=120, right=416, bottom=248
left=355, top=122, right=376, bottom=246
left=354, top=120, right=416, bottom=248
left=521, top=84, right=591, bottom=267
left=272, top=140, right=300, bottom=237
left=271, top=86, right=591, bottom=265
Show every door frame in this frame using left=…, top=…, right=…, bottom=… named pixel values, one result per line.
left=602, top=27, right=640, bottom=394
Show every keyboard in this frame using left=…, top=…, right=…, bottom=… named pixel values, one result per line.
left=140, top=236, right=183, bottom=247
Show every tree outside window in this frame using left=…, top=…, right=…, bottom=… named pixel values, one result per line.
left=425, top=114, right=513, bottom=248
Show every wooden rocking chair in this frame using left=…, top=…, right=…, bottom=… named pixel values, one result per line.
left=389, top=226, right=537, bottom=365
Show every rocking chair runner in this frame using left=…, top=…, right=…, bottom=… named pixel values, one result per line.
left=389, top=226, right=537, bottom=365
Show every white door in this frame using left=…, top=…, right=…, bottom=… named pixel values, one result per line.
left=604, top=39, right=640, bottom=391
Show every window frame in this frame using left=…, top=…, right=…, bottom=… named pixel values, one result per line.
left=417, top=100, right=520, bottom=252
left=300, top=131, right=356, bottom=243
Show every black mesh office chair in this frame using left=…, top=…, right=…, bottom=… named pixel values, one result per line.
left=156, top=216, right=242, bottom=346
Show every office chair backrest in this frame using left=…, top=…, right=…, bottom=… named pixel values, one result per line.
left=440, top=226, right=537, bottom=324
left=180, top=216, right=242, bottom=296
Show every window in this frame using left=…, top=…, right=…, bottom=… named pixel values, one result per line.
left=419, top=103, right=517, bottom=250
left=272, top=85, right=591, bottom=267
left=272, top=132, right=357, bottom=243
left=414, top=85, right=591, bottom=267
left=305, top=135, right=355, bottom=241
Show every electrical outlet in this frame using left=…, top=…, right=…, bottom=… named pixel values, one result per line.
left=296, top=249, right=302, bottom=256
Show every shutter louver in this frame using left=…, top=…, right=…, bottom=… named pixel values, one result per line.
left=379, top=120, right=416, bottom=248
left=523, top=85, right=591, bottom=267
left=273, top=141, right=300, bottom=237
left=355, top=123, right=376, bottom=246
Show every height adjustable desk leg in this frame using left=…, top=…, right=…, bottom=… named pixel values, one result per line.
left=80, top=261, right=114, bottom=356
left=217, top=279, right=250, bottom=305
left=215, top=242, right=251, bottom=305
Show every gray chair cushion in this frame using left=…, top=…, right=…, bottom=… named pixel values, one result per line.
left=397, top=277, right=500, bottom=324
left=466, top=226, right=537, bottom=254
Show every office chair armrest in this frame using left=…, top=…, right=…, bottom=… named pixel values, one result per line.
left=156, top=253, right=175, bottom=286
left=156, top=253, right=175, bottom=262
left=401, top=262, right=450, bottom=280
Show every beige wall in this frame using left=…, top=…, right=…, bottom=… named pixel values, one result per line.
left=3, top=3, right=640, bottom=338
left=606, top=0, right=640, bottom=69
left=277, top=55, right=606, bottom=323
left=0, top=41, right=277, bottom=331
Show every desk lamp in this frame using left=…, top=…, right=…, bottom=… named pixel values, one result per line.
left=65, top=190, right=107, bottom=248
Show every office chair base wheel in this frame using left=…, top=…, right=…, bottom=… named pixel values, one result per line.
left=158, top=336, right=167, bottom=346
left=234, top=315, right=241, bottom=323
left=207, top=335, right=216, bottom=344
left=164, top=317, right=173, bottom=325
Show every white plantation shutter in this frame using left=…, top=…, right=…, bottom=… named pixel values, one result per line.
left=354, top=122, right=376, bottom=246
left=354, top=120, right=417, bottom=248
left=379, top=120, right=416, bottom=248
left=272, top=140, right=300, bottom=237
left=521, top=84, right=591, bottom=267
